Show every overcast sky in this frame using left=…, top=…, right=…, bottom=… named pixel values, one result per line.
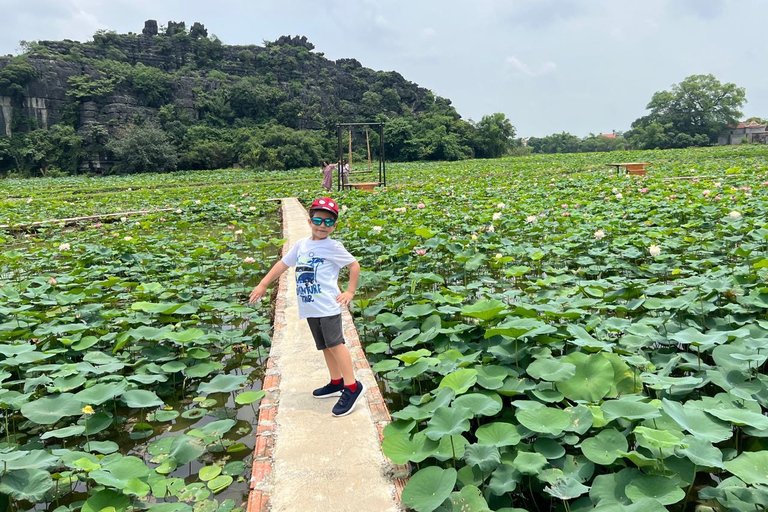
left=0, top=0, right=765, bottom=137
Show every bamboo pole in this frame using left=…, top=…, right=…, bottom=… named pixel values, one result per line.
left=366, top=129, right=372, bottom=171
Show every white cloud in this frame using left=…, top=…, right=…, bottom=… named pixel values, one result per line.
left=505, top=56, right=556, bottom=77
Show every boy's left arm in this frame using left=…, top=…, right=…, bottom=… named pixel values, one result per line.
left=336, top=260, right=360, bottom=307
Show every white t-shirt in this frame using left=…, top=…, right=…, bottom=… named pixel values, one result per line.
left=281, top=237, right=356, bottom=319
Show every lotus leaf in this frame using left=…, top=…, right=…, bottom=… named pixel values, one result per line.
left=625, top=474, right=684, bottom=505
left=460, top=299, right=506, bottom=321
left=581, top=429, right=628, bottom=465
left=601, top=397, right=661, bottom=421
left=526, top=358, right=576, bottom=382
left=1, top=450, right=59, bottom=470
left=534, top=438, right=566, bottom=459
left=169, top=435, right=207, bottom=464
left=149, top=409, right=180, bottom=422
left=516, top=406, right=570, bottom=435
left=463, top=444, right=501, bottom=472
left=124, top=477, right=151, bottom=497
left=176, top=482, right=211, bottom=502
left=433, top=434, right=469, bottom=462
left=425, top=406, right=472, bottom=440
left=724, top=451, right=768, bottom=485
left=660, top=398, right=732, bottom=443
left=438, top=369, right=477, bottom=395
left=401, top=466, right=457, bottom=512
left=556, top=352, right=614, bottom=402
left=21, top=393, right=83, bottom=424
left=197, top=373, right=248, bottom=394
left=83, top=441, right=120, bottom=454
left=512, top=451, right=547, bottom=475
left=706, top=406, right=768, bottom=429
left=474, top=365, right=508, bottom=390
left=81, top=489, right=130, bottom=512
left=199, top=465, right=222, bottom=481
left=449, top=484, right=491, bottom=512
left=41, top=424, right=85, bottom=439
left=383, top=432, right=439, bottom=464
left=74, top=380, right=129, bottom=405
left=544, top=477, right=590, bottom=500
left=487, top=463, right=520, bottom=496
left=122, top=389, right=163, bottom=408
left=634, top=426, right=686, bottom=449
left=452, top=392, right=502, bottom=417
left=474, top=422, right=521, bottom=448
left=222, top=461, right=247, bottom=476
left=89, top=455, right=150, bottom=488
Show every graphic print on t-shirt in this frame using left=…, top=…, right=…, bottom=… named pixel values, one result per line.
left=295, top=252, right=325, bottom=303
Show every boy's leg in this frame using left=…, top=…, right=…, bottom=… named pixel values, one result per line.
left=321, top=348, right=342, bottom=381
left=325, top=344, right=355, bottom=385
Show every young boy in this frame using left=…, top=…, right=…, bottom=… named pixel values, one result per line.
left=249, top=198, right=365, bottom=417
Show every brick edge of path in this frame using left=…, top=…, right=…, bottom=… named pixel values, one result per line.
left=246, top=199, right=409, bottom=512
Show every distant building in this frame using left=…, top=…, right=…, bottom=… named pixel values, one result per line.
left=600, top=131, right=617, bottom=138
left=719, top=122, right=768, bottom=145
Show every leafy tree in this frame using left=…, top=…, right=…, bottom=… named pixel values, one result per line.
left=107, top=125, right=177, bottom=174
left=130, top=63, right=173, bottom=107
left=0, top=60, right=37, bottom=101
left=18, top=125, right=83, bottom=176
left=528, top=132, right=582, bottom=154
left=474, top=113, right=516, bottom=158
left=630, top=74, right=746, bottom=147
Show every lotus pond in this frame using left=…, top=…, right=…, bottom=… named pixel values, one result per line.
left=2, top=145, right=768, bottom=512
left=334, top=145, right=768, bottom=512
left=0, top=171, right=304, bottom=512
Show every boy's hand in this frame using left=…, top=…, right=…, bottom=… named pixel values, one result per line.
left=336, top=291, right=354, bottom=308
left=249, top=284, right=268, bottom=304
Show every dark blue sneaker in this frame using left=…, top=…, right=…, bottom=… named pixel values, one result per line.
left=313, top=380, right=344, bottom=399
left=332, top=381, right=366, bottom=417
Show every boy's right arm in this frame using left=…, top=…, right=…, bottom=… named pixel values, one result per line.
left=249, top=261, right=289, bottom=303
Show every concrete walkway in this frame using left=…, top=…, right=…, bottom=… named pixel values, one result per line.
left=248, top=198, right=405, bottom=512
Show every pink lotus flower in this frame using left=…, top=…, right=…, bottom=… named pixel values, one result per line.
left=93, top=223, right=102, bottom=228
left=227, top=225, right=235, bottom=230
left=639, top=188, right=649, bottom=194
left=561, top=212, right=570, bottom=217
left=414, top=249, right=427, bottom=256
left=417, top=203, right=426, bottom=209
left=702, top=190, right=711, bottom=196
left=49, top=277, right=57, bottom=285
left=393, top=207, right=407, bottom=213
left=243, top=257, right=256, bottom=263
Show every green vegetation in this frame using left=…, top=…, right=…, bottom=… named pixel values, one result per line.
left=2, top=145, right=767, bottom=511
left=0, top=24, right=517, bottom=177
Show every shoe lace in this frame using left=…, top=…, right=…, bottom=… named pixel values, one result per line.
left=337, top=388, right=352, bottom=406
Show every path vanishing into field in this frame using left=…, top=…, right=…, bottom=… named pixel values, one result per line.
left=247, top=198, right=407, bottom=512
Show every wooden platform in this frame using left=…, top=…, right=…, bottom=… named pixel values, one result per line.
left=607, top=162, right=650, bottom=176
left=346, top=182, right=379, bottom=191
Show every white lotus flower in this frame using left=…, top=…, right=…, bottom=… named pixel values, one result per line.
left=372, top=226, right=382, bottom=233
left=492, top=212, right=502, bottom=221
left=58, top=243, right=70, bottom=251
left=124, top=236, right=133, bottom=241
left=526, top=215, right=537, bottom=223
left=594, top=229, right=605, bottom=240
left=649, top=244, right=661, bottom=256
left=497, top=203, right=505, bottom=209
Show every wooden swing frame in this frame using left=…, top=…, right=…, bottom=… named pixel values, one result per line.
left=336, top=122, right=386, bottom=191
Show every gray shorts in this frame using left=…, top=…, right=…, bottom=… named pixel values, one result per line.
left=306, top=314, right=345, bottom=350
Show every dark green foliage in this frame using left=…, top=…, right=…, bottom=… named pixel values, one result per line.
left=0, top=59, right=37, bottom=100
left=1, top=25, right=525, bottom=176
left=0, top=125, right=83, bottom=177
left=107, top=125, right=178, bottom=174
left=474, top=113, right=516, bottom=158
left=130, top=63, right=173, bottom=107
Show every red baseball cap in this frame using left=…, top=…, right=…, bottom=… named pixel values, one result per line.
left=310, top=197, right=339, bottom=216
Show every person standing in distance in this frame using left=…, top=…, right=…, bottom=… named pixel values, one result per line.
left=249, top=198, right=364, bottom=416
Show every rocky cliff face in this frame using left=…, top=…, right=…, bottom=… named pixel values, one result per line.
left=0, top=27, right=429, bottom=139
